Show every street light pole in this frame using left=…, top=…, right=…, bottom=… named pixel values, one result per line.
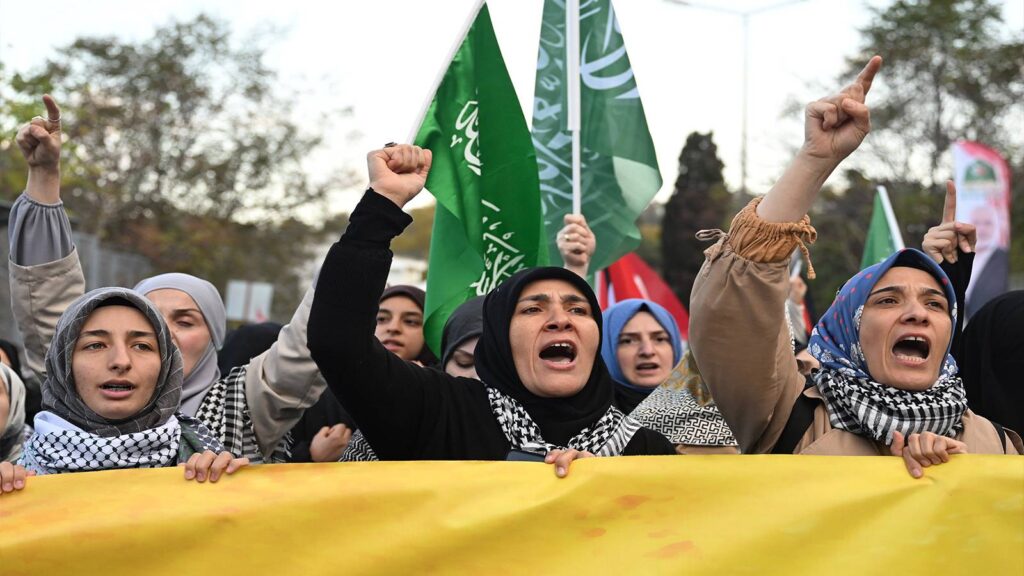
left=666, top=0, right=808, bottom=195
left=741, top=11, right=750, bottom=195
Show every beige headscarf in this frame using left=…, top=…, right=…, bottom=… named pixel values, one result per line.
left=1, top=362, right=27, bottom=462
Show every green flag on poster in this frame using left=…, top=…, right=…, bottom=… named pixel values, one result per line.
left=861, top=185, right=905, bottom=268
left=531, top=0, right=662, bottom=271
left=415, top=1, right=548, bottom=356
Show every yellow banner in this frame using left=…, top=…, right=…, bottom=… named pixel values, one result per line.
left=1, top=455, right=1021, bottom=575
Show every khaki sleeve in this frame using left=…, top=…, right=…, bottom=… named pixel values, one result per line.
left=688, top=198, right=815, bottom=454
left=244, top=282, right=327, bottom=458
left=9, top=249, right=86, bottom=378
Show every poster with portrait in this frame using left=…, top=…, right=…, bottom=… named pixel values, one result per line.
left=952, top=140, right=1011, bottom=319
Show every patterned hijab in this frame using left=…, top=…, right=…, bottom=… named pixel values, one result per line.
left=601, top=299, right=684, bottom=392
left=475, top=267, right=617, bottom=446
left=808, top=249, right=967, bottom=444
left=134, top=273, right=225, bottom=416
left=41, top=288, right=183, bottom=437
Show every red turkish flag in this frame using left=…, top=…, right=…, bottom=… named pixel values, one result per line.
left=597, top=253, right=689, bottom=340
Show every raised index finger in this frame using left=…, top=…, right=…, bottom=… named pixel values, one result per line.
left=942, top=180, right=957, bottom=224
left=854, top=56, right=883, bottom=96
left=42, top=94, right=61, bottom=122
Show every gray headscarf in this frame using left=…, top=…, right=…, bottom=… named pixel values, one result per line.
left=134, top=273, right=225, bottom=416
left=41, top=288, right=183, bottom=437
left=1, top=362, right=27, bottom=462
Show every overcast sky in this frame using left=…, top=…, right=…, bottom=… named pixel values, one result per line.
left=2, top=0, right=1021, bottom=215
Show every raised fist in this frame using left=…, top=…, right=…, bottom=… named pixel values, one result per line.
left=367, top=144, right=432, bottom=209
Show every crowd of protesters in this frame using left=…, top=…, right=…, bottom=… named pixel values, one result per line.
left=2, top=55, right=1020, bottom=497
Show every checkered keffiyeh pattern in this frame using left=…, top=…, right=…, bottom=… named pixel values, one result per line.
left=195, top=366, right=291, bottom=464
left=337, top=387, right=642, bottom=461
left=20, top=414, right=223, bottom=475
left=486, top=387, right=641, bottom=457
left=813, top=368, right=967, bottom=445
left=338, top=430, right=377, bottom=462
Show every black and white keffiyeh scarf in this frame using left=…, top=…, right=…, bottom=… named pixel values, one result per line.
left=339, top=386, right=642, bottom=462
left=486, top=387, right=641, bottom=456
left=20, top=411, right=222, bottom=474
left=339, top=430, right=377, bottom=462
left=812, top=368, right=967, bottom=444
left=808, top=249, right=968, bottom=444
left=195, top=366, right=292, bottom=464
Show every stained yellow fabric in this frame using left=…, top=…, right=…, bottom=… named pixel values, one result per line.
left=1, top=455, right=1021, bottom=575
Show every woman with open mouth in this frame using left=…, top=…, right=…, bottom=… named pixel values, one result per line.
left=0, top=288, right=248, bottom=495
left=602, top=300, right=738, bottom=454
left=307, top=145, right=676, bottom=476
left=601, top=299, right=685, bottom=414
left=688, top=56, right=1021, bottom=477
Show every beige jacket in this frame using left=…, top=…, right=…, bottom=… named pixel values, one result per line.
left=689, top=198, right=1022, bottom=456
left=9, top=249, right=326, bottom=458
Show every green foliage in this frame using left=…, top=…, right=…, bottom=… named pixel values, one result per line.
left=1, top=16, right=353, bottom=319
left=806, top=170, right=949, bottom=320
left=794, top=0, right=1024, bottom=313
left=845, top=0, right=1024, bottom=184
left=636, top=220, right=663, bottom=273
left=1010, top=157, right=1024, bottom=281
left=661, top=131, right=731, bottom=307
left=391, top=204, right=435, bottom=260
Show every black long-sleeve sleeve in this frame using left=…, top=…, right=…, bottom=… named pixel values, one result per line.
left=307, top=191, right=508, bottom=460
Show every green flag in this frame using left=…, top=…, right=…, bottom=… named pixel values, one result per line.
left=861, top=185, right=905, bottom=268
left=415, top=2, right=548, bottom=356
left=531, top=0, right=662, bottom=271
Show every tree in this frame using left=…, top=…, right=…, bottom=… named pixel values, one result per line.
left=804, top=170, right=946, bottom=320
left=390, top=205, right=435, bottom=261
left=635, top=203, right=663, bottom=273
left=844, top=0, right=1023, bottom=186
left=0, top=16, right=355, bottom=320
left=661, top=132, right=731, bottom=307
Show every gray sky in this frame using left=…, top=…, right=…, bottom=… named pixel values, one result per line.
left=2, top=0, right=1021, bottom=215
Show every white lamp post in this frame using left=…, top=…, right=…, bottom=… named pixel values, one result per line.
left=666, top=0, right=808, bottom=194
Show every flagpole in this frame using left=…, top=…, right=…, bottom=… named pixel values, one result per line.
left=876, top=185, right=905, bottom=250
left=566, top=0, right=582, bottom=215
left=406, top=0, right=487, bottom=143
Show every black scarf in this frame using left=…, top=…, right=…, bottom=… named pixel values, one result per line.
left=475, top=266, right=615, bottom=447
